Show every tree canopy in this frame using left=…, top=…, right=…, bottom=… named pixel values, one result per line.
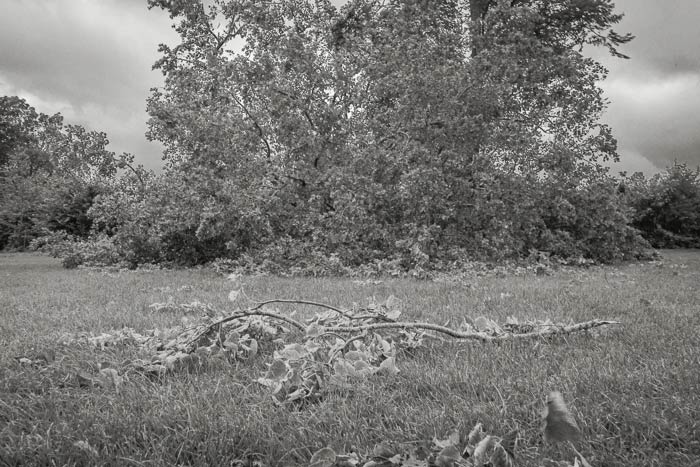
left=4, top=1, right=663, bottom=270
left=0, top=96, right=121, bottom=250
left=136, top=0, right=646, bottom=269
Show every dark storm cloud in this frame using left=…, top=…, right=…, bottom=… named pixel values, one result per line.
left=0, top=0, right=177, bottom=169
left=596, top=0, right=700, bottom=174
left=614, top=0, right=700, bottom=78
left=1, top=0, right=698, bottom=174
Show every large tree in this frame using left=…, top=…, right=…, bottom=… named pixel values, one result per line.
left=143, top=0, right=645, bottom=266
left=0, top=96, right=120, bottom=249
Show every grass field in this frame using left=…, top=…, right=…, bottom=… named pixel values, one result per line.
left=1, top=251, right=699, bottom=466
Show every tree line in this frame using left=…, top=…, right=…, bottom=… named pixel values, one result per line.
left=2, top=0, right=698, bottom=272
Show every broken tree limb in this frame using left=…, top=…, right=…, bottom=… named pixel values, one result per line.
left=185, top=297, right=620, bottom=347
left=252, top=299, right=399, bottom=323
left=324, top=319, right=620, bottom=342
left=252, top=299, right=355, bottom=320
left=186, top=308, right=307, bottom=347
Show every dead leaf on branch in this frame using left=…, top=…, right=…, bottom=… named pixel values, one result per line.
left=434, top=445, right=461, bottom=467
left=433, top=430, right=461, bottom=450
left=472, top=435, right=498, bottom=465
left=276, top=342, right=311, bottom=361
left=460, top=424, right=516, bottom=467
left=58, top=294, right=619, bottom=413
left=297, top=390, right=588, bottom=467
left=378, top=356, right=399, bottom=376
left=490, top=443, right=515, bottom=467
left=543, top=391, right=582, bottom=444
left=473, top=316, right=501, bottom=333
left=266, top=358, right=289, bottom=380
left=464, top=423, right=485, bottom=457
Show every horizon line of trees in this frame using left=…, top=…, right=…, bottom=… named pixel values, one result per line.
left=2, top=0, right=699, bottom=272
left=2, top=93, right=699, bottom=271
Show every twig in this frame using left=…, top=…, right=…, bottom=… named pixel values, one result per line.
left=220, top=309, right=306, bottom=331
left=251, top=299, right=354, bottom=319
left=324, top=319, right=619, bottom=342
left=333, top=331, right=369, bottom=361
left=186, top=308, right=307, bottom=347
left=348, top=313, right=396, bottom=322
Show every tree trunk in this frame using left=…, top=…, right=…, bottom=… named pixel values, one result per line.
left=468, top=0, right=491, bottom=55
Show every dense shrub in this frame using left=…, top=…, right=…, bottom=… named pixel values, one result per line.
left=76, top=161, right=652, bottom=274
left=87, top=170, right=274, bottom=267
left=45, top=183, right=102, bottom=238
left=624, top=163, right=700, bottom=248
left=31, top=232, right=124, bottom=269
left=0, top=176, right=51, bottom=250
left=0, top=178, right=103, bottom=251
left=1, top=96, right=117, bottom=250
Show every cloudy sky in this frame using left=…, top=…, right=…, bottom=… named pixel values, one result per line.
left=1, top=0, right=698, bottom=175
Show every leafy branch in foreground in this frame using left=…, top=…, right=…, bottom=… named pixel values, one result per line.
left=22, top=286, right=616, bottom=466
left=56, top=287, right=619, bottom=408
left=189, top=298, right=618, bottom=346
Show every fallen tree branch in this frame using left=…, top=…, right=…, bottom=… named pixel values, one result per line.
left=325, top=319, right=620, bottom=342
left=252, top=299, right=354, bottom=319
left=186, top=298, right=619, bottom=347
left=186, top=308, right=307, bottom=347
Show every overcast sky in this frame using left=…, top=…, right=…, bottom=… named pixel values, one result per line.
left=1, top=0, right=698, bottom=175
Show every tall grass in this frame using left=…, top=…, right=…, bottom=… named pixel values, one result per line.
left=1, top=251, right=698, bottom=466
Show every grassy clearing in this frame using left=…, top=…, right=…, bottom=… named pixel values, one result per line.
left=1, top=251, right=699, bottom=466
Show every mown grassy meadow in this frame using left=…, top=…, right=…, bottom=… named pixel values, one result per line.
left=1, top=251, right=699, bottom=466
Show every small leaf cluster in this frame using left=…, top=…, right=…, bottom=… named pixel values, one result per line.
left=307, top=392, right=594, bottom=467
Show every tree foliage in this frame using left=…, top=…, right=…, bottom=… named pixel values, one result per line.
left=40, top=0, right=648, bottom=269
left=134, top=0, right=648, bottom=269
left=0, top=96, right=121, bottom=250
left=623, top=163, right=700, bottom=248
